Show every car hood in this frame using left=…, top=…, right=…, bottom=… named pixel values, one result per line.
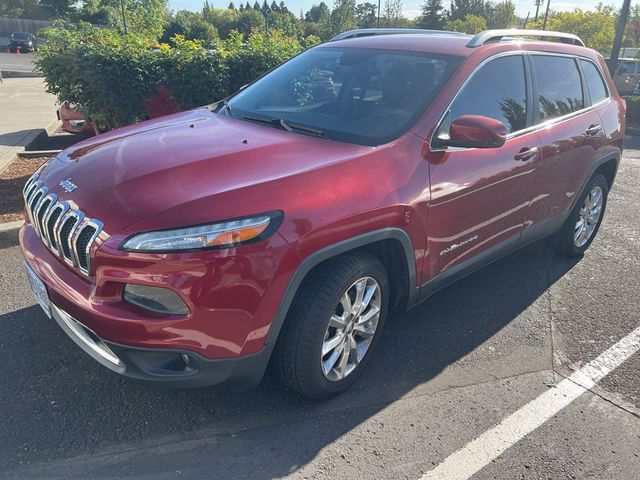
left=37, top=109, right=369, bottom=235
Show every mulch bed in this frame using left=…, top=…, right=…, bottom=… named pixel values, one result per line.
left=0, top=156, right=51, bottom=224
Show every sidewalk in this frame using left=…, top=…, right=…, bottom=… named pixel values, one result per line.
left=0, top=77, right=58, bottom=173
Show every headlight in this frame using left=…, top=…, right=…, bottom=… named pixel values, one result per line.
left=120, top=212, right=282, bottom=252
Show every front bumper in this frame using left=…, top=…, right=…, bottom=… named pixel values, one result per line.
left=50, top=299, right=273, bottom=389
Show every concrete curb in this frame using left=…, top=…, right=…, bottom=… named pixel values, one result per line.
left=0, top=220, right=24, bottom=233
left=18, top=149, right=62, bottom=158
left=0, top=117, right=60, bottom=174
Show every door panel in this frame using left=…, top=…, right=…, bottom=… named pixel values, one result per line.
left=527, top=55, right=607, bottom=226
left=426, top=54, right=538, bottom=278
left=428, top=132, right=539, bottom=276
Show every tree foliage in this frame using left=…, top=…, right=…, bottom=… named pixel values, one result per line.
left=35, top=22, right=314, bottom=131
left=416, top=0, right=445, bottom=30
left=526, top=6, right=616, bottom=53
left=446, top=13, right=487, bottom=33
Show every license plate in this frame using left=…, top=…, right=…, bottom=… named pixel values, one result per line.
left=24, top=262, right=51, bottom=318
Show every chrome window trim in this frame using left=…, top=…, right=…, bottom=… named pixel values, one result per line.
left=430, top=50, right=613, bottom=152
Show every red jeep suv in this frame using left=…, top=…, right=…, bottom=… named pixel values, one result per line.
left=21, top=29, right=625, bottom=399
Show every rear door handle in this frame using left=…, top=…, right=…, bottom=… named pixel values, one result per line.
left=514, top=147, right=539, bottom=161
left=585, top=124, right=603, bottom=136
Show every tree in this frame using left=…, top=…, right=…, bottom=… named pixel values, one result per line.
left=235, top=8, right=265, bottom=34
left=448, top=0, right=490, bottom=22
left=228, top=2, right=235, bottom=9
left=526, top=6, right=616, bottom=53
left=270, top=0, right=279, bottom=12
left=321, top=0, right=356, bottom=39
left=0, top=0, right=43, bottom=19
left=279, top=1, right=288, bottom=13
left=489, top=0, right=517, bottom=29
left=416, top=0, right=445, bottom=30
left=305, top=2, right=330, bottom=23
left=381, top=0, right=404, bottom=27
left=253, top=1, right=260, bottom=11
left=625, top=4, right=640, bottom=48
left=39, top=0, right=75, bottom=18
left=355, top=2, right=377, bottom=28
left=261, top=0, right=270, bottom=14
left=446, top=13, right=487, bottom=33
left=161, top=10, right=218, bottom=45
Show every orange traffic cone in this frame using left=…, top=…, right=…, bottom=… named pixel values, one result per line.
left=16, top=47, right=21, bottom=55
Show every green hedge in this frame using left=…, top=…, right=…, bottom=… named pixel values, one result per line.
left=36, top=23, right=319, bottom=132
left=625, top=96, right=640, bottom=127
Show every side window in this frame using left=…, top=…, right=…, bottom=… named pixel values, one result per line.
left=437, top=55, right=528, bottom=136
left=580, top=60, right=609, bottom=105
left=532, top=56, right=584, bottom=121
left=619, top=61, right=636, bottom=74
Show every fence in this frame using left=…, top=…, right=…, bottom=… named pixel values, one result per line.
left=0, top=17, right=50, bottom=37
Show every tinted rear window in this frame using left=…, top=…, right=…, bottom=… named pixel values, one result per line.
left=580, top=60, right=609, bottom=104
left=532, top=56, right=584, bottom=122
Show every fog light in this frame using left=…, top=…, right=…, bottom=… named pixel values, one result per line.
left=123, top=284, right=189, bottom=315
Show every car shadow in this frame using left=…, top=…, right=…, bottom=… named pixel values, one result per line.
left=0, top=240, right=581, bottom=478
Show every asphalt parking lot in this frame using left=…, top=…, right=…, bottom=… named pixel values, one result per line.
left=0, top=51, right=36, bottom=74
left=0, top=136, right=639, bottom=479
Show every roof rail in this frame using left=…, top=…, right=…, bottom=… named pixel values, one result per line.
left=467, top=29, right=585, bottom=48
left=330, top=28, right=464, bottom=42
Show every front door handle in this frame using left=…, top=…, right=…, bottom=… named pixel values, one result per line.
left=585, top=124, right=603, bottom=136
left=514, top=146, right=539, bottom=161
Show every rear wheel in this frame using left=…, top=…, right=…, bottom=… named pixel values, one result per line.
left=556, top=174, right=608, bottom=257
left=273, top=252, right=389, bottom=399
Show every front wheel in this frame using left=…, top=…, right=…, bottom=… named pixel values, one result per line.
left=556, top=174, right=609, bottom=257
left=273, top=252, right=389, bottom=399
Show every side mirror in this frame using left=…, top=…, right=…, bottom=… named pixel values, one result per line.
left=440, top=115, right=507, bottom=149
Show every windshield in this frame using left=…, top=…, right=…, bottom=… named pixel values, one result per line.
left=11, top=32, right=32, bottom=40
left=225, top=47, right=461, bottom=146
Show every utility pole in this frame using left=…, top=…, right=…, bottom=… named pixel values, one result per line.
left=377, top=0, right=381, bottom=28
left=609, top=0, right=632, bottom=74
left=542, top=0, right=551, bottom=30
left=534, top=0, right=542, bottom=22
left=523, top=11, right=530, bottom=29
left=119, top=0, right=128, bottom=34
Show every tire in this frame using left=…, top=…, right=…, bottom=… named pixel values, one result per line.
left=273, top=252, right=389, bottom=399
left=556, top=174, right=609, bottom=257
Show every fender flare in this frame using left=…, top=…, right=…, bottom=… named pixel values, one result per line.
left=569, top=150, right=621, bottom=212
left=265, top=227, right=418, bottom=345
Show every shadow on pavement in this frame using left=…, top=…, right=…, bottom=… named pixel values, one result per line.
left=0, top=240, right=581, bottom=478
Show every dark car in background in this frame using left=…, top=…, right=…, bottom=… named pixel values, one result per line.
left=8, top=32, right=36, bottom=52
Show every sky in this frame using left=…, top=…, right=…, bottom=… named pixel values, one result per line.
left=167, top=0, right=628, bottom=20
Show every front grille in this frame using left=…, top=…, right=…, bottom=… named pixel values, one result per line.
left=23, top=174, right=103, bottom=276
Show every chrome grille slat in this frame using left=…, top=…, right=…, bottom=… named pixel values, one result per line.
left=22, top=174, right=104, bottom=276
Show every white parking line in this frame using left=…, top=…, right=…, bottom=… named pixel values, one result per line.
left=420, top=325, right=640, bottom=480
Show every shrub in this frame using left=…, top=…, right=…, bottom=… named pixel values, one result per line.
left=625, top=96, right=640, bottom=126
left=224, top=29, right=304, bottom=92
left=36, top=22, right=158, bottom=132
left=36, top=24, right=312, bottom=131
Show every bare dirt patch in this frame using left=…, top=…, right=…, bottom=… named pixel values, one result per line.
left=0, top=156, right=51, bottom=224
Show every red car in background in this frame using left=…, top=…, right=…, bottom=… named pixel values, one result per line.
left=57, top=84, right=179, bottom=135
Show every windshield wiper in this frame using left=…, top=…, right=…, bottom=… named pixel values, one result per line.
left=241, top=114, right=324, bottom=137
left=210, top=98, right=234, bottom=117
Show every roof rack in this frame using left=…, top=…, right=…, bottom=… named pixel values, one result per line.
left=467, top=29, right=585, bottom=48
left=330, top=28, right=464, bottom=42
